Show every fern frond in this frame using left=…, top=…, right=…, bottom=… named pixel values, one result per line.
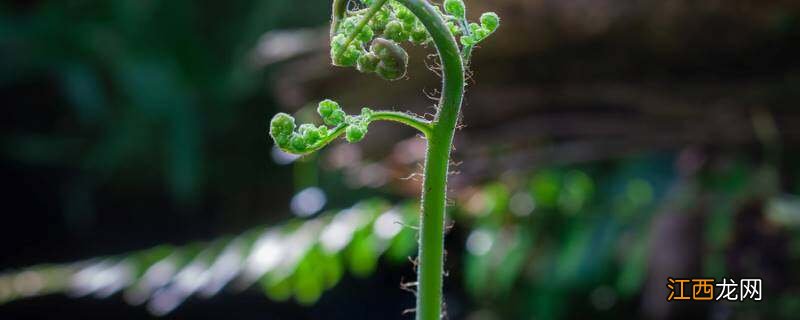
left=0, top=199, right=419, bottom=315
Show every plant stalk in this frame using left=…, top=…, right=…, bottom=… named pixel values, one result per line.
left=396, top=0, right=465, bottom=319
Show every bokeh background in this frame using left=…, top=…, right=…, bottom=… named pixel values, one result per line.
left=2, top=0, right=800, bottom=319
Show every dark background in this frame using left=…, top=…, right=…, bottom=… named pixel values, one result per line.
left=2, top=0, right=800, bottom=319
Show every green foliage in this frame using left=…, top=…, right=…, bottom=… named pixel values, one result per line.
left=275, top=0, right=502, bottom=158
left=0, top=200, right=420, bottom=312
left=270, top=99, right=381, bottom=154
left=0, top=1, right=496, bottom=319
left=459, top=13, right=500, bottom=46
left=4, top=154, right=798, bottom=319
left=317, top=99, right=346, bottom=126
left=370, top=38, right=410, bottom=80
left=480, top=12, right=500, bottom=32
left=0, top=0, right=332, bottom=205
left=327, top=0, right=499, bottom=81
left=452, top=154, right=800, bottom=318
left=444, top=0, right=466, bottom=19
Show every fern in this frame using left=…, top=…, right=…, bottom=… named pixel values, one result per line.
left=269, top=1, right=498, bottom=318
left=0, top=200, right=419, bottom=315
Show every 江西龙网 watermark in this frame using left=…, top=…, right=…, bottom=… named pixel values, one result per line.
left=667, top=277, right=762, bottom=301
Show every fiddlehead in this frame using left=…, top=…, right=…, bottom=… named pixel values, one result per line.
left=327, top=0, right=498, bottom=79
left=269, top=1, right=499, bottom=319
left=270, top=99, right=431, bottom=155
left=270, top=0, right=499, bottom=156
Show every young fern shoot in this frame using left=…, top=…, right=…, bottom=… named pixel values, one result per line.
left=269, top=0, right=499, bottom=319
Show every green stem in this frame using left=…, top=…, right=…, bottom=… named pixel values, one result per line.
left=395, top=0, right=464, bottom=319
left=459, top=18, right=474, bottom=62
left=334, top=0, right=390, bottom=59
left=369, top=111, right=432, bottom=137
left=333, top=1, right=466, bottom=318
left=298, top=110, right=431, bottom=155
left=302, top=124, right=349, bottom=155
